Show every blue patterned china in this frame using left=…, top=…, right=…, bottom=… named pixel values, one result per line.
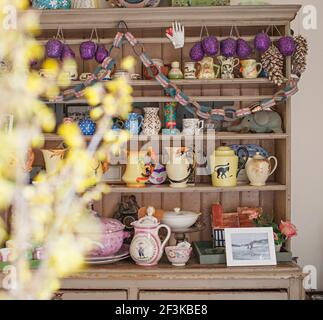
left=32, top=0, right=71, bottom=9
left=79, top=118, right=96, bottom=136
left=124, top=113, right=143, bottom=135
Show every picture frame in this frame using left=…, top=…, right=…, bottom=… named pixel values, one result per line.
left=224, top=227, right=277, bottom=267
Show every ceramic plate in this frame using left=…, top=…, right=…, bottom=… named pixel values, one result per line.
left=86, top=254, right=130, bottom=265
left=86, top=244, right=129, bottom=262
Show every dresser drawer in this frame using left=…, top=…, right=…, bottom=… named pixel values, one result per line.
left=53, top=290, right=127, bottom=300
left=139, top=290, right=288, bottom=300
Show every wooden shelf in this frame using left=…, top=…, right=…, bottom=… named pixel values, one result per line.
left=47, top=95, right=279, bottom=104
left=107, top=183, right=287, bottom=193
left=44, top=132, right=288, bottom=142
left=63, top=78, right=276, bottom=88
left=31, top=6, right=301, bottom=30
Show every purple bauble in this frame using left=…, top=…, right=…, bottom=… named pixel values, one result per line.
left=189, top=42, right=205, bottom=62
left=277, top=36, right=296, bottom=56
left=236, top=39, right=252, bottom=59
left=45, top=39, right=63, bottom=59
left=80, top=41, right=97, bottom=60
left=61, top=44, right=75, bottom=60
left=220, top=38, right=237, bottom=58
left=254, top=32, right=271, bottom=53
left=95, top=44, right=109, bottom=64
left=201, top=36, right=218, bottom=56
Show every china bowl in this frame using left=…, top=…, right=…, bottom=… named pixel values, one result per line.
left=165, top=246, right=192, bottom=267
left=161, top=208, right=201, bottom=231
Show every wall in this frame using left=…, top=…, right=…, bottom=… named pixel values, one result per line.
left=233, top=0, right=323, bottom=290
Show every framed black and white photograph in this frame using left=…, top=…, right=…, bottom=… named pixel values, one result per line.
left=225, top=227, right=277, bottom=267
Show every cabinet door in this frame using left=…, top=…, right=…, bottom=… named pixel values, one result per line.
left=139, top=290, right=288, bottom=300
left=53, top=290, right=127, bottom=300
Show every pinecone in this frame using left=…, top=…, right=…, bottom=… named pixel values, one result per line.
left=261, top=44, right=285, bottom=86
left=292, top=35, right=308, bottom=76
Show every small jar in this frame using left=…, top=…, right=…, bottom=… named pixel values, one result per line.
left=168, top=61, right=183, bottom=80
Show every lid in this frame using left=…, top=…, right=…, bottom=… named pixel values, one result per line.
left=100, top=218, right=125, bottom=233
left=164, top=208, right=200, bottom=219
left=131, top=206, right=159, bottom=228
left=171, top=61, right=180, bottom=68
left=214, top=146, right=235, bottom=157
left=252, top=152, right=266, bottom=160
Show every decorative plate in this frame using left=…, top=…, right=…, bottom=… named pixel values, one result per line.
left=86, top=244, right=129, bottom=262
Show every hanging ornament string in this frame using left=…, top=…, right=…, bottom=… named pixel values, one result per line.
left=52, top=25, right=301, bottom=121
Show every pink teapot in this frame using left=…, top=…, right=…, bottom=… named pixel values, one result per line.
left=130, top=207, right=171, bottom=266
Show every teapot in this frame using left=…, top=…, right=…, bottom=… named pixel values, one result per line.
left=130, top=207, right=171, bottom=266
left=209, top=146, right=248, bottom=187
left=195, top=57, right=220, bottom=80
left=245, top=153, right=278, bottom=186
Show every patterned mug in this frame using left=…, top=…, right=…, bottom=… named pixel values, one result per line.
left=240, top=59, right=263, bottom=79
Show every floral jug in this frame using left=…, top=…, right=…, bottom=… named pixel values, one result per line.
left=122, top=148, right=156, bottom=188
left=165, top=147, right=194, bottom=188
left=195, top=57, right=220, bottom=80
left=130, top=207, right=171, bottom=266
left=41, top=149, right=66, bottom=175
left=141, top=107, right=161, bottom=136
left=124, top=113, right=143, bottom=135
left=32, top=0, right=71, bottom=9
left=245, top=153, right=278, bottom=186
left=209, top=146, right=248, bottom=187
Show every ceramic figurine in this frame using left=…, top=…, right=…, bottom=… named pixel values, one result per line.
left=79, top=118, right=96, bottom=135
left=228, top=111, right=283, bottom=133
left=184, top=62, right=197, bottom=79
left=209, top=146, right=248, bottom=187
left=165, top=147, right=194, bottom=188
left=124, top=113, right=143, bottom=135
left=195, top=57, right=220, bottom=80
left=122, top=149, right=156, bottom=188
left=168, top=61, right=183, bottom=79
left=240, top=59, right=263, bottom=79
left=245, top=153, right=278, bottom=186
left=217, top=56, right=240, bottom=80
left=141, top=107, right=161, bottom=136
left=130, top=207, right=171, bottom=266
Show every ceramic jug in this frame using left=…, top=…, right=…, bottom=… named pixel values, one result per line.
left=141, top=107, right=161, bottom=136
left=209, top=146, right=248, bottom=187
left=124, top=113, right=143, bottom=135
left=245, top=153, right=278, bottom=186
left=130, top=207, right=171, bottom=266
left=165, top=147, right=194, bottom=188
left=41, top=149, right=66, bottom=175
left=122, top=148, right=156, bottom=188
left=195, top=57, right=220, bottom=80
left=218, top=56, right=240, bottom=80
left=240, top=59, right=263, bottom=79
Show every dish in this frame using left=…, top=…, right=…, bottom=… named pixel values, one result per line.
left=86, top=244, right=130, bottom=265
left=162, top=208, right=201, bottom=230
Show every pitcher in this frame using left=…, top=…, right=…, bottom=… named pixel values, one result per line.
left=240, top=59, right=263, bottom=79
left=124, top=113, right=143, bottom=135
left=245, top=153, right=278, bottom=186
left=130, top=207, right=171, bottom=266
left=218, top=56, right=240, bottom=80
left=165, top=147, right=194, bottom=188
left=122, top=148, right=156, bottom=188
left=195, top=57, right=220, bottom=80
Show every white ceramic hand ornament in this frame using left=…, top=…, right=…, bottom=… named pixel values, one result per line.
left=166, top=21, right=185, bottom=49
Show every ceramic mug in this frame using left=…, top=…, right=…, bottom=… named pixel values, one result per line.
left=182, top=119, right=204, bottom=135
left=184, top=62, right=197, bottom=79
left=240, top=59, right=263, bottom=79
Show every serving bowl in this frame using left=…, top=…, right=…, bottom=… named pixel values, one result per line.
left=161, top=208, right=201, bottom=231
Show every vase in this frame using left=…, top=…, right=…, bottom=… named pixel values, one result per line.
left=275, top=244, right=282, bottom=252
left=141, top=107, right=161, bottom=136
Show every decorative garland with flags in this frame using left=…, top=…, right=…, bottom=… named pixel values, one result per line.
left=53, top=22, right=301, bottom=122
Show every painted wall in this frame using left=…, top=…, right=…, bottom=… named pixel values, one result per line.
left=232, top=0, right=323, bottom=290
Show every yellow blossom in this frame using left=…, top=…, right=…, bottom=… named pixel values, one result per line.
left=58, top=123, right=84, bottom=148
left=121, top=56, right=136, bottom=71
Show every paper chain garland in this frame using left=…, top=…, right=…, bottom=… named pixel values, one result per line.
left=56, top=27, right=300, bottom=122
